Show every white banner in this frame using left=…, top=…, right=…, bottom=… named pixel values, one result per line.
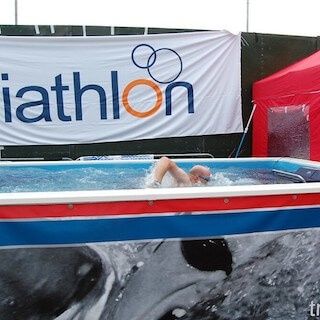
left=0, top=31, right=242, bottom=145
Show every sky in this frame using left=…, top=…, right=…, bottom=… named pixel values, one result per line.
left=0, top=0, right=319, bottom=37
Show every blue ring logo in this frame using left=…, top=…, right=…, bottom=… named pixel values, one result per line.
left=131, top=44, right=183, bottom=84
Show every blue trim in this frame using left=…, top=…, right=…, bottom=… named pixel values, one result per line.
left=0, top=160, right=281, bottom=172
left=273, top=161, right=302, bottom=172
left=1, top=207, right=320, bottom=246
left=1, top=159, right=319, bottom=173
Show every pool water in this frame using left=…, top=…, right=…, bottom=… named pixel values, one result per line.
left=0, top=164, right=294, bottom=193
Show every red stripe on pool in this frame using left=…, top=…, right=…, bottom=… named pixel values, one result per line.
left=0, top=193, right=319, bottom=219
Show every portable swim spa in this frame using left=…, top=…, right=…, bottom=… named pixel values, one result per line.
left=1, top=157, right=320, bottom=319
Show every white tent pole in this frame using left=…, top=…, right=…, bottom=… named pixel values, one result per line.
left=82, top=25, right=87, bottom=37
left=15, top=0, right=18, bottom=25
left=246, top=0, right=250, bottom=32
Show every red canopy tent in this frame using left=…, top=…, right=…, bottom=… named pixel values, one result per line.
left=252, top=50, right=320, bottom=161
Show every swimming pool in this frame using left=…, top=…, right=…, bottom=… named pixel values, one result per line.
left=1, top=156, right=320, bottom=241
left=1, top=157, right=320, bottom=319
left=0, top=156, right=317, bottom=193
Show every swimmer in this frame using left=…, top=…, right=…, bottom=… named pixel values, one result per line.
left=149, top=156, right=212, bottom=187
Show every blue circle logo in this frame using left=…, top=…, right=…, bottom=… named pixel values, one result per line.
left=131, top=44, right=183, bottom=84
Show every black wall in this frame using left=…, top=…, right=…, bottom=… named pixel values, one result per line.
left=0, top=25, right=319, bottom=159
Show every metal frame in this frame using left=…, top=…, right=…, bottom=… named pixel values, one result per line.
left=272, top=169, right=306, bottom=183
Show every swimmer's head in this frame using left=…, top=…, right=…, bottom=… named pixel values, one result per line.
left=189, top=165, right=212, bottom=185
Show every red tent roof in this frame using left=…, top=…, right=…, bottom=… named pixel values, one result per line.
left=253, top=50, right=320, bottom=100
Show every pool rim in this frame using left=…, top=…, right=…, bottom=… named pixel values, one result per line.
left=0, top=182, right=318, bottom=206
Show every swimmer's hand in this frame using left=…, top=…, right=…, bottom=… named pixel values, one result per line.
left=147, top=180, right=161, bottom=188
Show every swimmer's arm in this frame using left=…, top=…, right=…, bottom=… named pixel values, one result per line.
left=153, top=157, right=189, bottom=185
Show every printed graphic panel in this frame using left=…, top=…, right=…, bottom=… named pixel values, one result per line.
left=0, top=229, right=319, bottom=319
